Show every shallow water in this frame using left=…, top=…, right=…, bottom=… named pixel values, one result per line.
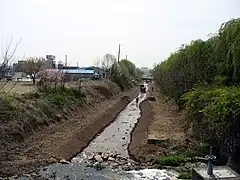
left=72, top=90, right=147, bottom=162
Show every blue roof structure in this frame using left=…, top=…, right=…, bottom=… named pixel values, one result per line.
left=61, top=69, right=94, bottom=74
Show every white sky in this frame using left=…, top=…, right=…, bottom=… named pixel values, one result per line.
left=0, top=0, right=239, bottom=68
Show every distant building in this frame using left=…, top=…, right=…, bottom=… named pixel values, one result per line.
left=0, top=64, right=12, bottom=79
left=13, top=60, right=26, bottom=72
left=87, top=66, right=106, bottom=79
left=141, top=67, right=149, bottom=76
left=45, top=55, right=56, bottom=69
left=61, top=68, right=96, bottom=81
left=42, top=66, right=105, bottom=81
left=62, top=66, right=79, bottom=69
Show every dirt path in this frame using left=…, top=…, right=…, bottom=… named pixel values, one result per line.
left=0, top=87, right=138, bottom=177
left=148, top=89, right=186, bottom=145
left=129, top=84, right=189, bottom=163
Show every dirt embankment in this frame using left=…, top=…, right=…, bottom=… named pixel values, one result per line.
left=129, top=84, right=196, bottom=164
left=0, top=81, right=138, bottom=177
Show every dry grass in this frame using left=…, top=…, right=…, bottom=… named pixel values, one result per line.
left=0, top=81, right=36, bottom=95
left=0, top=80, right=113, bottom=95
left=148, top=87, right=186, bottom=143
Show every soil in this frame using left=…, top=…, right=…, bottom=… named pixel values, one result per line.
left=129, top=84, right=196, bottom=164
left=0, top=82, right=138, bottom=177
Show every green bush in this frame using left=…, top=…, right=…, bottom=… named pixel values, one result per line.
left=182, top=86, right=240, bottom=138
left=155, top=155, right=186, bottom=166
left=94, top=163, right=106, bottom=170
left=177, top=171, right=192, bottom=179
left=3, top=93, right=21, bottom=110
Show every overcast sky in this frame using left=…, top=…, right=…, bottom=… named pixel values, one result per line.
left=0, top=0, right=239, bottom=68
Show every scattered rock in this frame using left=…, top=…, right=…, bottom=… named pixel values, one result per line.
left=112, top=163, right=119, bottom=169
left=60, top=159, right=70, bottom=164
left=110, top=153, right=118, bottom=158
left=102, top=153, right=109, bottom=160
left=48, top=157, right=58, bottom=163
left=88, top=155, right=94, bottom=160
left=94, top=162, right=99, bottom=166
left=108, top=157, right=115, bottom=161
left=94, top=155, right=103, bottom=162
left=195, top=162, right=207, bottom=167
left=122, top=137, right=126, bottom=140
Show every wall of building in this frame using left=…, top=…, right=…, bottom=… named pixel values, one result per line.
left=69, top=73, right=93, bottom=81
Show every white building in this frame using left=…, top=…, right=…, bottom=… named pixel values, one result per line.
left=141, top=67, right=149, bottom=76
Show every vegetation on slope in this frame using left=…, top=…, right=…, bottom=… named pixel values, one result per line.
left=152, top=18, right=240, bottom=162
left=0, top=57, right=140, bottom=148
left=111, top=59, right=143, bottom=90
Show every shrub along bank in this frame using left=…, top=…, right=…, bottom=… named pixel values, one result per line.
left=0, top=82, right=119, bottom=149
left=152, top=18, right=240, bottom=166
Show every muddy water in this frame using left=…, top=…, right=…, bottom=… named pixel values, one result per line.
left=73, top=91, right=147, bottom=162
left=37, top=84, right=178, bottom=179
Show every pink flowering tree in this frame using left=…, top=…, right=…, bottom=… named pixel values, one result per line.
left=37, top=69, right=65, bottom=92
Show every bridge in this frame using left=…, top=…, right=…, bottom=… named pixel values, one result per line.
left=141, top=76, right=153, bottom=82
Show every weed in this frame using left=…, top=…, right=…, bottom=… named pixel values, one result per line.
left=155, top=155, right=186, bottom=166
left=177, top=171, right=192, bottom=179
left=94, top=163, right=106, bottom=170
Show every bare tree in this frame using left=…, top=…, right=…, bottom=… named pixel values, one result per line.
left=101, top=54, right=117, bottom=80
left=1, top=38, right=22, bottom=79
left=23, top=57, right=45, bottom=84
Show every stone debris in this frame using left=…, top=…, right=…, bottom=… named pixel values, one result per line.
left=49, top=157, right=58, bottom=163
left=60, top=159, right=70, bottom=164
left=108, top=157, right=115, bottom=161
left=85, top=151, right=142, bottom=171
left=102, top=153, right=109, bottom=160
left=94, top=155, right=103, bottom=162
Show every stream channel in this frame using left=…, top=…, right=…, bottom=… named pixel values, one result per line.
left=23, top=84, right=178, bottom=179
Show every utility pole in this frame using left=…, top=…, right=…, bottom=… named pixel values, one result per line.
left=65, top=54, right=68, bottom=67
left=126, top=54, right=127, bottom=60
left=117, top=44, right=121, bottom=63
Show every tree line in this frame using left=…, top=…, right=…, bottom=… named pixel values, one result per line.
left=152, top=18, right=240, bottom=163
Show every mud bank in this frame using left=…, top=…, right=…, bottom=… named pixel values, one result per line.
left=0, top=83, right=138, bottom=177
left=60, top=95, right=134, bottom=160
left=128, top=99, right=155, bottom=163
left=128, top=96, right=170, bottom=164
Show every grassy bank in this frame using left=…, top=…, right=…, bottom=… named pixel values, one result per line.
left=0, top=81, right=121, bottom=150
